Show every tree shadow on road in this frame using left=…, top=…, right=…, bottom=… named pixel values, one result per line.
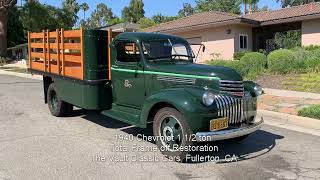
left=81, top=110, right=284, bottom=164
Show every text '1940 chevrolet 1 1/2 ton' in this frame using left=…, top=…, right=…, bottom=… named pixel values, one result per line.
left=28, top=28, right=263, bottom=161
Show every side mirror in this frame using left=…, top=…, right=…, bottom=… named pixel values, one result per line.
left=202, top=45, right=206, bottom=52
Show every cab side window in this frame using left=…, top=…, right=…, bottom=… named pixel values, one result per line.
left=116, top=41, right=140, bottom=63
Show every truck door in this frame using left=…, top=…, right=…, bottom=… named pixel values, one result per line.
left=112, top=41, right=145, bottom=108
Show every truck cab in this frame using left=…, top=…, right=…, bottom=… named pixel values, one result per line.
left=28, top=30, right=263, bottom=161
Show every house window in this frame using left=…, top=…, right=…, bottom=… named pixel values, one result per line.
left=239, top=34, right=248, bottom=50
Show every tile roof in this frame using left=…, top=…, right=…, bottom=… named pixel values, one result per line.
left=145, top=2, right=320, bottom=32
left=243, top=2, right=320, bottom=23
left=144, top=11, right=243, bottom=32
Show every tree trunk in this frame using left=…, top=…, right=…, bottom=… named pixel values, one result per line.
left=244, top=4, right=247, bottom=14
left=0, top=9, right=8, bottom=57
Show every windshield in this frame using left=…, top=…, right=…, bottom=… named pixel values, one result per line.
left=142, top=39, right=193, bottom=62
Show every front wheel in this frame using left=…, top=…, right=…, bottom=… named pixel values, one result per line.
left=153, top=107, right=193, bottom=162
left=47, top=83, right=73, bottom=117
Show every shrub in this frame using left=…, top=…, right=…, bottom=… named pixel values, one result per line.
left=298, top=105, right=320, bottom=120
left=274, top=30, right=301, bottom=49
left=267, top=49, right=298, bottom=74
left=239, top=52, right=267, bottom=79
left=292, top=48, right=308, bottom=72
left=303, top=45, right=320, bottom=51
left=305, top=49, right=320, bottom=72
left=207, top=60, right=243, bottom=73
left=207, top=52, right=267, bottom=80
left=233, top=50, right=251, bottom=60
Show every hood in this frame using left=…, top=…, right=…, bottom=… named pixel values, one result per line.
left=148, top=63, right=242, bottom=81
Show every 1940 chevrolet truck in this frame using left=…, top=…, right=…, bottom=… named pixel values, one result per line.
left=28, top=28, right=263, bottom=160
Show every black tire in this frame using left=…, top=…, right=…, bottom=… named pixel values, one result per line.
left=228, top=135, right=249, bottom=143
left=153, top=107, right=193, bottom=162
left=65, top=102, right=74, bottom=116
left=47, top=83, right=70, bottom=117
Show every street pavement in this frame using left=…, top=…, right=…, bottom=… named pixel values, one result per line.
left=0, top=74, right=319, bottom=180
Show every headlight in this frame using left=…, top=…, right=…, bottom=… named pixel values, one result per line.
left=202, top=91, right=215, bottom=106
left=254, top=84, right=263, bottom=96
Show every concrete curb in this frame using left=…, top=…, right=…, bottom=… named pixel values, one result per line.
left=258, top=110, right=320, bottom=136
left=0, top=69, right=42, bottom=80
left=263, top=88, right=320, bottom=99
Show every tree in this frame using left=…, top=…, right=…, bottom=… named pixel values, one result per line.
left=178, top=3, right=195, bottom=17
left=242, top=0, right=248, bottom=14
left=196, top=0, right=242, bottom=14
left=0, top=0, right=17, bottom=57
left=7, top=5, right=24, bottom=47
left=80, top=2, right=89, bottom=19
left=138, top=17, right=156, bottom=29
left=110, top=17, right=125, bottom=25
left=248, top=0, right=259, bottom=14
left=152, top=14, right=177, bottom=24
left=276, top=0, right=320, bottom=8
left=122, top=0, right=145, bottom=23
left=62, top=0, right=80, bottom=26
left=20, top=1, right=78, bottom=32
left=86, top=3, right=115, bottom=29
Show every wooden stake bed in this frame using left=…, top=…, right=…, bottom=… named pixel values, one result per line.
left=28, top=28, right=120, bottom=81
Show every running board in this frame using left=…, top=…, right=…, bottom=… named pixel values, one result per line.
left=101, top=103, right=145, bottom=128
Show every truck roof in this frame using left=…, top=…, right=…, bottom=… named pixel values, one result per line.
left=115, top=32, right=187, bottom=43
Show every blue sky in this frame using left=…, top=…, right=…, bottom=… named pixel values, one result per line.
left=19, top=0, right=281, bottom=18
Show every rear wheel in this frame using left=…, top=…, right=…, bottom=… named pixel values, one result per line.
left=47, top=83, right=72, bottom=117
left=153, top=107, right=193, bottom=162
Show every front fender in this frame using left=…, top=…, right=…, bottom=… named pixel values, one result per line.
left=140, top=88, right=210, bottom=129
left=244, top=81, right=260, bottom=97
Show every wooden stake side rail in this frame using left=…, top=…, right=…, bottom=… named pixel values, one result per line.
left=28, top=28, right=84, bottom=80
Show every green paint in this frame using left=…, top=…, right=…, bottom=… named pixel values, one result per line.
left=111, top=67, right=220, bottom=80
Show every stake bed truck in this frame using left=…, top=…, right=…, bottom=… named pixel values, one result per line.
left=28, top=28, right=263, bottom=160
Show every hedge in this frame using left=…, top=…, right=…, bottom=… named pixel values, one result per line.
left=267, top=49, right=297, bottom=74
left=208, top=47, right=320, bottom=79
left=239, top=52, right=267, bottom=79
left=207, top=52, right=266, bottom=80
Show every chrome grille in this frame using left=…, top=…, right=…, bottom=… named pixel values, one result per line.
left=215, top=95, right=250, bottom=125
left=220, top=80, right=244, bottom=97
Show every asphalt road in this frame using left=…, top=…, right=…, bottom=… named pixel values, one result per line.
left=0, top=74, right=319, bottom=180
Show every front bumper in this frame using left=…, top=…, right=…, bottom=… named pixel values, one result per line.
left=195, top=117, right=264, bottom=142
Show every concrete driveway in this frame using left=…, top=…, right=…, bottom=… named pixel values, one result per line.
left=0, top=74, right=319, bottom=180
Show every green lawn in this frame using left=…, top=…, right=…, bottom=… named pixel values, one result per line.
left=283, top=73, right=320, bottom=93
left=298, top=105, right=320, bottom=120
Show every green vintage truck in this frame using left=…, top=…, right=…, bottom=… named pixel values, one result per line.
left=28, top=29, right=263, bottom=160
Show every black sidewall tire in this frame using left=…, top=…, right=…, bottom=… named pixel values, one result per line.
left=47, top=83, right=68, bottom=117
left=153, top=107, right=193, bottom=162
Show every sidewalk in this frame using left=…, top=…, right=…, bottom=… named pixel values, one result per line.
left=258, top=88, right=320, bottom=116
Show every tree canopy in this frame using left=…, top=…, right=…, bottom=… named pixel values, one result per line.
left=85, top=3, right=115, bottom=29
left=196, top=0, right=242, bottom=14
left=122, top=0, right=145, bottom=23
left=277, top=0, right=320, bottom=8
left=178, top=3, right=195, bottom=17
